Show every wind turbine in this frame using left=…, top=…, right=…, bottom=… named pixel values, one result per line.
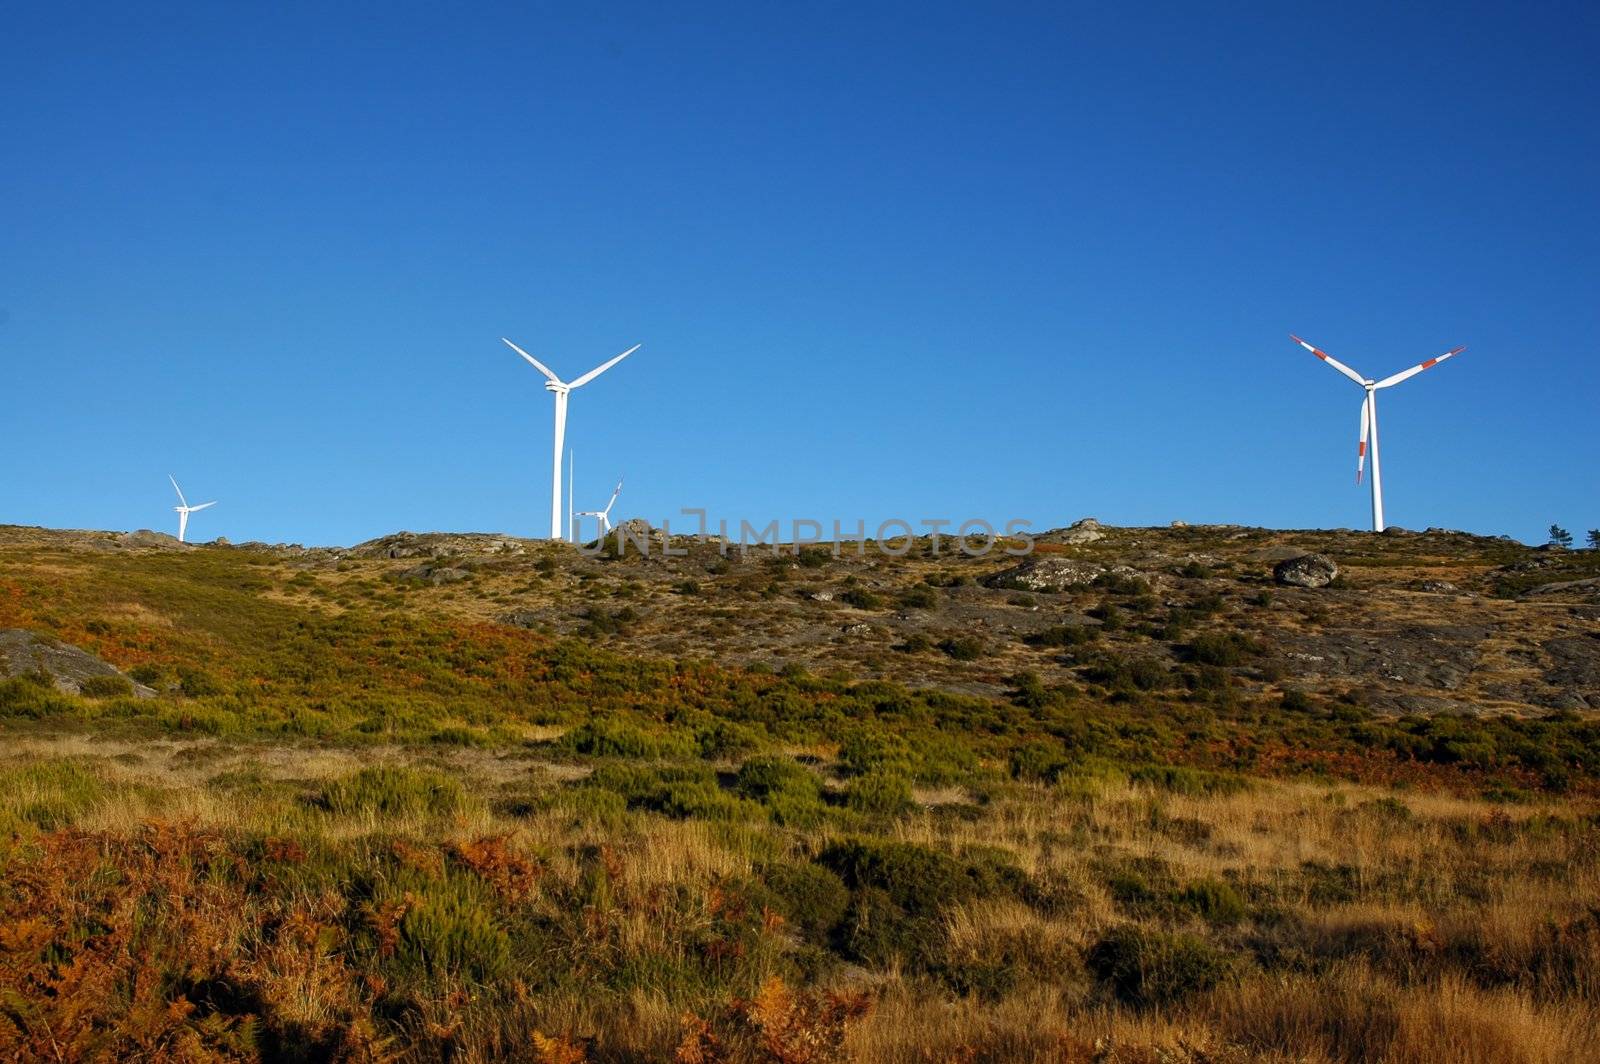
left=577, top=477, right=624, bottom=535
left=502, top=338, right=640, bottom=540
left=1290, top=334, right=1464, bottom=532
left=168, top=475, right=216, bottom=543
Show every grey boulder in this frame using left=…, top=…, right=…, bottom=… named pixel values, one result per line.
left=1274, top=553, right=1339, bottom=589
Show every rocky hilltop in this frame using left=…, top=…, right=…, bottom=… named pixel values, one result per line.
left=3, top=519, right=1594, bottom=717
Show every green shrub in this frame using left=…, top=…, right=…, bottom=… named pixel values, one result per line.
left=78, top=674, right=134, bottom=699
left=694, top=719, right=765, bottom=759
left=1086, top=925, right=1236, bottom=1007
left=0, top=677, right=75, bottom=719
left=390, top=879, right=510, bottom=984
left=938, top=636, right=985, bottom=661
left=1186, top=632, right=1262, bottom=666
left=1094, top=571, right=1151, bottom=595
left=583, top=762, right=762, bottom=821
left=560, top=719, right=697, bottom=759
left=734, top=756, right=821, bottom=802
left=1010, top=741, right=1072, bottom=783
left=176, top=665, right=224, bottom=697
left=1176, top=878, right=1247, bottom=924
left=1008, top=670, right=1056, bottom=710
left=822, top=838, right=1025, bottom=973
left=1281, top=688, right=1315, bottom=713
left=898, top=586, right=938, bottom=609
left=126, top=663, right=166, bottom=687
left=761, top=861, right=850, bottom=938
left=1083, top=654, right=1168, bottom=692
left=837, top=729, right=913, bottom=778
left=840, top=588, right=883, bottom=610
left=845, top=770, right=914, bottom=815
left=319, top=766, right=468, bottom=818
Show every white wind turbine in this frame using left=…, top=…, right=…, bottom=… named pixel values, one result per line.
left=502, top=338, right=640, bottom=540
left=577, top=477, right=624, bottom=536
left=168, top=475, right=216, bottom=543
left=1290, top=334, right=1464, bottom=532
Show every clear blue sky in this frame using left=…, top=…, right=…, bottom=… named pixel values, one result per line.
left=3, top=3, right=1596, bottom=546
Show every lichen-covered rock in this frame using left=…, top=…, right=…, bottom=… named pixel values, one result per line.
left=985, top=558, right=1107, bottom=592
left=400, top=564, right=472, bottom=584
left=0, top=629, right=153, bottom=697
left=1274, top=553, right=1339, bottom=588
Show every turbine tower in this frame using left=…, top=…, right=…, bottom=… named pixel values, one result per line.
left=1290, top=335, right=1464, bottom=532
left=168, top=475, right=216, bottom=543
left=503, top=338, right=640, bottom=540
left=577, top=477, right=624, bottom=536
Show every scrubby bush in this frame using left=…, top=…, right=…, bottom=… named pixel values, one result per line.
left=583, top=762, right=762, bottom=821
left=898, top=586, right=938, bottom=609
left=319, top=766, right=468, bottom=818
left=383, top=877, right=510, bottom=984
left=1176, top=878, right=1247, bottom=924
left=1008, top=670, right=1056, bottom=710
left=0, top=677, right=75, bottom=719
left=1186, top=631, right=1263, bottom=666
left=1083, top=653, right=1169, bottom=693
left=735, top=756, right=820, bottom=802
left=1086, top=925, right=1236, bottom=1007
left=844, top=770, right=914, bottom=815
left=78, top=675, right=134, bottom=699
left=938, top=636, right=986, bottom=661
left=761, top=861, right=850, bottom=939
left=176, top=665, right=224, bottom=697
left=1009, top=741, right=1072, bottom=783
left=1281, top=688, right=1315, bottom=713
left=559, top=719, right=697, bottom=759
left=840, top=588, right=882, bottom=610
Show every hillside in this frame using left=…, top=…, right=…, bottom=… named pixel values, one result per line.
left=1, top=520, right=1598, bottom=1062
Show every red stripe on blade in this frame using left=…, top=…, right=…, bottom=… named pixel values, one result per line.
left=1421, top=358, right=1437, bottom=368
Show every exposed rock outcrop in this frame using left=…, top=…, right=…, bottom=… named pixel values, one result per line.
left=0, top=629, right=153, bottom=697
left=985, top=557, right=1142, bottom=592
left=1274, top=553, right=1339, bottom=588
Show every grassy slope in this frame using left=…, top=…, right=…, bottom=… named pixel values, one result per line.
left=0, top=525, right=1598, bottom=1062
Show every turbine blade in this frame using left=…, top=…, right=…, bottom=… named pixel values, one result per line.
left=190, top=501, right=217, bottom=512
left=568, top=344, right=640, bottom=389
left=1290, top=334, right=1367, bottom=386
left=1357, top=396, right=1370, bottom=485
left=169, top=475, right=188, bottom=508
left=502, top=338, right=562, bottom=384
left=1374, top=346, right=1465, bottom=389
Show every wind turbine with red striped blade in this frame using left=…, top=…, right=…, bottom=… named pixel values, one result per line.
left=1290, top=334, right=1465, bottom=532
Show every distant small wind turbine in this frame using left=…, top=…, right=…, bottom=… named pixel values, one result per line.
left=503, top=338, right=640, bottom=540
left=168, top=475, right=216, bottom=543
left=1290, top=334, right=1464, bottom=532
left=577, top=477, right=624, bottom=535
